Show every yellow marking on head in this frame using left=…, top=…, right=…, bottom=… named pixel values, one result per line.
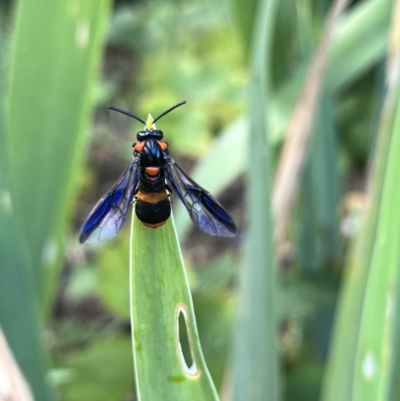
left=145, top=114, right=156, bottom=130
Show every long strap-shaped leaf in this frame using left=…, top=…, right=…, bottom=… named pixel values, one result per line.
left=8, top=0, right=111, bottom=313
left=129, top=214, right=219, bottom=401
left=321, top=1, right=400, bottom=400
left=0, top=27, right=53, bottom=401
left=230, top=0, right=280, bottom=399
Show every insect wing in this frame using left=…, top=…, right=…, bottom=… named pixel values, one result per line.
left=164, top=157, right=236, bottom=237
left=79, top=159, right=141, bottom=244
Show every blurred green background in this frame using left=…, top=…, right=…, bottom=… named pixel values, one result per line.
left=1, top=0, right=400, bottom=400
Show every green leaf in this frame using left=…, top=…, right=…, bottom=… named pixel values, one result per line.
left=351, top=69, right=400, bottom=400
left=7, top=0, right=111, bottom=310
left=129, top=214, right=219, bottom=401
left=192, top=256, right=236, bottom=390
left=297, top=99, right=339, bottom=270
left=321, top=2, right=400, bottom=399
left=231, top=0, right=280, bottom=400
left=0, top=29, right=53, bottom=401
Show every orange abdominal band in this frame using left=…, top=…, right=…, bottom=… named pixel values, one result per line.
left=137, top=190, right=168, bottom=204
left=143, top=220, right=167, bottom=228
left=137, top=189, right=169, bottom=228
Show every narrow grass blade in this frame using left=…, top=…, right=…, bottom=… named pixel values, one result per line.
left=230, top=0, right=258, bottom=59
left=231, top=0, right=280, bottom=400
left=321, top=1, right=400, bottom=399
left=7, top=0, right=111, bottom=308
left=297, top=99, right=339, bottom=270
left=129, top=214, right=219, bottom=401
left=0, top=31, right=52, bottom=400
left=351, top=3, right=400, bottom=397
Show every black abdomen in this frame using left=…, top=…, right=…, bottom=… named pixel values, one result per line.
left=135, top=195, right=170, bottom=227
left=135, top=138, right=171, bottom=228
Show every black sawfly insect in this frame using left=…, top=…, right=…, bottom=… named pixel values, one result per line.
left=79, top=101, right=236, bottom=244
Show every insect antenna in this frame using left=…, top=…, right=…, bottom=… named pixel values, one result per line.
left=108, top=105, right=146, bottom=125
left=153, top=100, right=187, bottom=124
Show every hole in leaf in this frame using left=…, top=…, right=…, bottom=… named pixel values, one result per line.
left=175, top=304, right=198, bottom=376
left=178, top=311, right=193, bottom=368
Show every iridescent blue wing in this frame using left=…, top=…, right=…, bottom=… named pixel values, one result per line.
left=164, top=156, right=236, bottom=237
left=79, top=158, right=141, bottom=244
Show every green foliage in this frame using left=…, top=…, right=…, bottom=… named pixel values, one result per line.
left=2, top=0, right=400, bottom=400
left=108, top=0, right=245, bottom=155
left=55, top=336, right=134, bottom=401
left=1, top=0, right=111, bottom=399
left=231, top=0, right=280, bottom=400
left=129, top=215, right=219, bottom=401
left=321, top=6, right=400, bottom=397
left=174, top=0, right=391, bottom=238
left=285, top=363, right=324, bottom=401
left=0, top=29, right=53, bottom=401
left=8, top=0, right=111, bottom=312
